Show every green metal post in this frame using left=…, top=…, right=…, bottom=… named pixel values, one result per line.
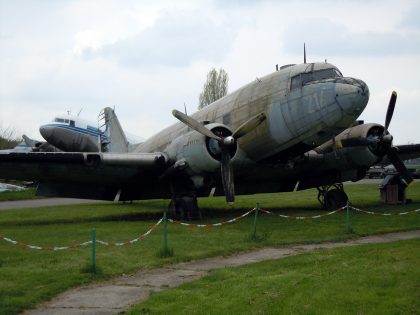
left=346, top=202, right=352, bottom=234
left=163, top=208, right=168, bottom=254
left=252, top=203, right=259, bottom=240
left=91, top=229, right=96, bottom=272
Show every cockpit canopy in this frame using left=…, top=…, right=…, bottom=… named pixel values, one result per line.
left=53, top=117, right=75, bottom=126
left=291, top=68, right=343, bottom=90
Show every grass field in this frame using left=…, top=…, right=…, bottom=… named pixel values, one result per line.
left=0, top=188, right=39, bottom=201
left=128, top=239, right=420, bottom=315
left=0, top=184, right=419, bottom=314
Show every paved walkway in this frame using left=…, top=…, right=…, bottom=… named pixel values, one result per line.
left=25, top=230, right=420, bottom=315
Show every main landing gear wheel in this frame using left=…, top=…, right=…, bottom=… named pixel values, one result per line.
left=317, top=184, right=348, bottom=210
left=168, top=195, right=202, bottom=220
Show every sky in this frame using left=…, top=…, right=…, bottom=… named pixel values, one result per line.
left=1, top=0, right=420, bottom=144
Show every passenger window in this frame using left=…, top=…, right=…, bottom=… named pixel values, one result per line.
left=70, top=120, right=75, bottom=127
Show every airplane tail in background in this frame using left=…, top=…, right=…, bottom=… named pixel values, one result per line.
left=99, top=107, right=129, bottom=153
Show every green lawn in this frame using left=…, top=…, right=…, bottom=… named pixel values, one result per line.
left=0, top=188, right=39, bottom=201
left=0, top=184, right=419, bottom=314
left=128, top=239, right=420, bottom=315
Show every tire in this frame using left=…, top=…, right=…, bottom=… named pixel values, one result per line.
left=325, top=189, right=348, bottom=210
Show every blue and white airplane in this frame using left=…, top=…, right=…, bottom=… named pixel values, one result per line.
left=39, top=108, right=142, bottom=152
left=40, top=114, right=108, bottom=152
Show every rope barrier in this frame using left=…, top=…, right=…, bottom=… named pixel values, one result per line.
left=1, top=204, right=418, bottom=251
left=259, top=207, right=345, bottom=219
left=0, top=218, right=163, bottom=251
left=350, top=206, right=420, bottom=216
left=97, top=218, right=163, bottom=246
left=0, top=235, right=93, bottom=251
left=168, top=208, right=256, bottom=227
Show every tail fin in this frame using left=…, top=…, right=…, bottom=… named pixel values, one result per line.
left=100, top=107, right=129, bottom=153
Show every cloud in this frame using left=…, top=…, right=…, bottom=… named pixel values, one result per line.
left=282, top=17, right=420, bottom=57
left=400, top=2, right=420, bottom=30
left=1, top=0, right=419, bottom=143
left=83, top=10, right=236, bottom=68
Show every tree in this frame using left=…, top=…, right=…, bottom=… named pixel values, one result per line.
left=0, top=125, right=19, bottom=149
left=198, top=68, right=229, bottom=109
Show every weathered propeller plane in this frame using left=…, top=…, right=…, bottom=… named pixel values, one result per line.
left=1, top=61, right=419, bottom=217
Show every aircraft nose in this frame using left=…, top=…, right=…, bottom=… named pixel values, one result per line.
left=335, top=78, right=369, bottom=116
left=39, top=125, right=53, bottom=141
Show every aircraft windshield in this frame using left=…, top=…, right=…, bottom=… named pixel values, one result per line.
left=290, top=68, right=342, bottom=90
left=54, top=118, right=70, bottom=124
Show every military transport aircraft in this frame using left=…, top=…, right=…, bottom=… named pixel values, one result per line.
left=1, top=61, right=419, bottom=218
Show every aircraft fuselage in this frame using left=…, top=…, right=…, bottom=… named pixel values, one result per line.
left=138, top=62, right=369, bottom=169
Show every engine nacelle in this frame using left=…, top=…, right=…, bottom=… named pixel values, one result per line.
left=299, top=145, right=381, bottom=189
left=315, top=123, right=385, bottom=155
left=322, top=146, right=379, bottom=172
left=166, top=123, right=237, bottom=176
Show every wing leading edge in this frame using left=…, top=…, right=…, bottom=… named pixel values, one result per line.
left=0, top=152, right=169, bottom=201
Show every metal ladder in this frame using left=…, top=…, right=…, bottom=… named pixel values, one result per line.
left=97, top=109, right=109, bottom=152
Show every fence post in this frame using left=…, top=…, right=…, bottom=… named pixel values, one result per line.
left=163, top=208, right=169, bottom=255
left=91, top=229, right=96, bottom=272
left=346, top=201, right=352, bottom=234
left=252, top=203, right=259, bottom=240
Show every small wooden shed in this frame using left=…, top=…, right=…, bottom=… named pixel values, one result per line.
left=379, top=174, right=407, bottom=204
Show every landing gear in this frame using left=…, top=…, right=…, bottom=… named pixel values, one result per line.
left=317, top=183, right=348, bottom=210
left=168, top=195, right=202, bottom=220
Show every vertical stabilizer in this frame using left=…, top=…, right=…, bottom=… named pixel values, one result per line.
left=101, top=107, right=129, bottom=153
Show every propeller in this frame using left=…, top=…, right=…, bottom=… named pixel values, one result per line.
left=384, top=91, right=397, bottom=133
left=379, top=91, right=412, bottom=184
left=338, top=91, right=413, bottom=185
left=172, top=110, right=266, bottom=203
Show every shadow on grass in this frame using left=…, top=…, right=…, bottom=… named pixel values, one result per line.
left=80, top=263, right=104, bottom=276
left=1, top=212, right=164, bottom=227
left=3, top=200, right=419, bottom=228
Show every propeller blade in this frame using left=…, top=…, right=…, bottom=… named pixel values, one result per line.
left=220, top=146, right=235, bottom=204
left=387, top=147, right=413, bottom=185
left=384, top=91, right=397, bottom=132
left=172, top=110, right=221, bottom=141
left=232, top=113, right=266, bottom=139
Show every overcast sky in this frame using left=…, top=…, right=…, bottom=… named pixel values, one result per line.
left=1, top=0, right=420, bottom=144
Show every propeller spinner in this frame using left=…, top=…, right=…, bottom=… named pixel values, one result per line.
left=172, top=110, right=266, bottom=203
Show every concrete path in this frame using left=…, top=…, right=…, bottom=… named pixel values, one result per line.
left=25, top=230, right=420, bottom=315
left=0, top=198, right=105, bottom=211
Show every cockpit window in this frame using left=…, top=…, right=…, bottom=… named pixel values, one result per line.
left=290, top=68, right=343, bottom=90
left=290, top=75, right=301, bottom=90
left=53, top=118, right=71, bottom=124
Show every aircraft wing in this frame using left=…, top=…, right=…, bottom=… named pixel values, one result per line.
left=385, top=144, right=420, bottom=162
left=0, top=152, right=169, bottom=201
